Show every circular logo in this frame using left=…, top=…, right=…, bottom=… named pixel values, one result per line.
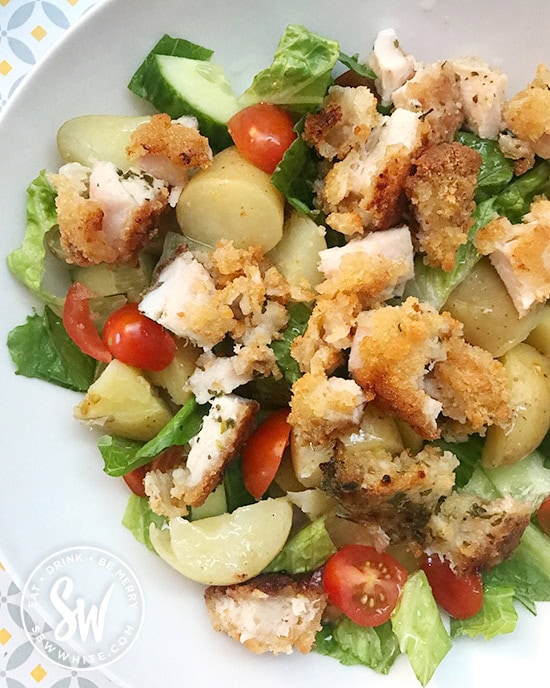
left=20, top=546, right=144, bottom=670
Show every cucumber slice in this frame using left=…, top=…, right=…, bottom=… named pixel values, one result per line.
left=189, top=484, right=228, bottom=521
left=140, top=54, right=238, bottom=152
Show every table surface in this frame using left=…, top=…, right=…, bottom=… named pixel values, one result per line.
left=1, top=5, right=117, bottom=686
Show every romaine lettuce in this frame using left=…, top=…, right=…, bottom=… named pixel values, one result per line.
left=122, top=493, right=167, bottom=552
left=264, top=517, right=336, bottom=574
left=455, top=131, right=514, bottom=201
left=450, top=585, right=517, bottom=639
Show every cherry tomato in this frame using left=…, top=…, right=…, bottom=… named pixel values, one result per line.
left=242, top=409, right=291, bottom=500
left=123, top=465, right=149, bottom=497
left=228, top=103, right=297, bottom=174
left=537, top=495, right=550, bottom=536
left=63, top=282, right=112, bottom=362
left=420, top=554, right=483, bottom=619
left=323, top=544, right=408, bottom=627
left=102, top=302, right=175, bottom=371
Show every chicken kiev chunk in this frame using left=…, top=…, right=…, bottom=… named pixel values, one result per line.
left=503, top=64, right=550, bottom=159
left=404, top=142, right=482, bottom=271
left=392, top=62, right=464, bottom=145
left=323, top=444, right=458, bottom=544
left=367, top=28, right=416, bottom=105
left=126, top=113, right=212, bottom=190
left=204, top=573, right=327, bottom=655
left=474, top=198, right=550, bottom=317
left=51, top=161, right=169, bottom=265
left=424, top=492, right=531, bottom=575
left=144, top=394, right=258, bottom=516
left=318, top=108, right=422, bottom=236
left=449, top=56, right=507, bottom=140
left=303, top=85, right=381, bottom=160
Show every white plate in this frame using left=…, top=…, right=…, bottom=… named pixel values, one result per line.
left=0, top=0, right=548, bottom=686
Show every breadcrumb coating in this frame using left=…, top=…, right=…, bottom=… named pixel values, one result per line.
left=404, top=142, right=482, bottom=271
left=424, top=492, right=531, bottom=574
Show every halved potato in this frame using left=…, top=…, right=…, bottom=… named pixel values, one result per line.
left=526, top=303, right=550, bottom=356
left=145, top=339, right=199, bottom=406
left=290, top=434, right=333, bottom=488
left=149, top=498, right=293, bottom=585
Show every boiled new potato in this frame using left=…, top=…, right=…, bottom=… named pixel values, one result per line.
left=176, top=146, right=284, bottom=252
left=74, top=359, right=172, bottom=441
left=444, top=258, right=543, bottom=357
left=338, top=405, right=405, bottom=459
left=145, top=339, right=200, bottom=406
left=149, top=498, right=293, bottom=585
left=57, top=115, right=151, bottom=170
left=290, top=434, right=333, bottom=488
left=268, top=211, right=327, bottom=288
left=482, top=343, right=550, bottom=467
left=526, top=303, right=550, bottom=356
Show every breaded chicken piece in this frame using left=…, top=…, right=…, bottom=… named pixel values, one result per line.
left=424, top=492, right=531, bottom=575
left=449, top=57, right=508, bottom=140
left=126, top=113, right=212, bottom=188
left=52, top=161, right=168, bottom=265
left=426, top=337, right=511, bottom=435
left=404, top=142, right=482, bottom=271
left=392, top=62, right=464, bottom=145
left=318, top=108, right=422, bottom=235
left=144, top=394, right=258, bottom=516
left=349, top=297, right=461, bottom=439
left=204, top=573, right=327, bottom=655
left=474, top=198, right=550, bottom=317
left=503, top=65, right=550, bottom=159
left=303, top=85, right=381, bottom=160
left=367, top=29, right=416, bottom=105
left=323, top=444, right=458, bottom=543
left=289, top=372, right=369, bottom=446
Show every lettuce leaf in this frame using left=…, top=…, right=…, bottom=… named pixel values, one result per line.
left=338, top=51, right=376, bottom=79
left=239, top=25, right=339, bottom=112
left=7, top=307, right=96, bottom=392
left=7, top=171, right=64, bottom=307
left=450, top=585, right=517, bottom=639
left=98, top=396, right=207, bottom=476
left=122, top=494, right=167, bottom=552
left=494, top=161, right=550, bottom=223
left=455, top=131, right=514, bottom=200
left=391, top=571, right=452, bottom=687
left=264, top=518, right=336, bottom=574
left=272, top=302, right=312, bottom=385
left=223, top=457, right=256, bottom=512
left=483, top=450, right=550, bottom=510
left=431, top=434, right=484, bottom=488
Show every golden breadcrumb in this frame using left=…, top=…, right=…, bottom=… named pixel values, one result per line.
left=498, top=132, right=535, bottom=175
left=404, top=142, right=482, bottom=271
left=323, top=444, right=458, bottom=543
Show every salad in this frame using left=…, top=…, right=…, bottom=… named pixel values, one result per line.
left=6, top=23, right=550, bottom=685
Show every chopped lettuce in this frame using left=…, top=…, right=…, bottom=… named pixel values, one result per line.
left=315, top=619, right=400, bottom=674
left=391, top=571, right=452, bottom=687
left=455, top=131, right=514, bottom=201
left=7, top=171, right=64, bottom=307
left=450, top=585, right=517, bottom=639
left=338, top=51, right=376, bottom=79
left=272, top=301, right=312, bottom=385
left=494, top=161, right=550, bottom=223
left=7, top=307, right=96, bottom=392
left=483, top=450, right=550, bottom=510
left=431, top=434, right=484, bottom=488
left=122, top=494, right=166, bottom=552
left=264, top=517, right=336, bottom=574
left=239, top=25, right=339, bottom=112
left=223, top=457, right=256, bottom=512
left=98, top=396, right=207, bottom=476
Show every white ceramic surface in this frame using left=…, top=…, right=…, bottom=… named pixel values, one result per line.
left=0, top=1, right=548, bottom=686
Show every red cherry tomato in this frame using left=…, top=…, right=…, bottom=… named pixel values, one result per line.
left=537, top=496, right=550, bottom=536
left=63, top=282, right=112, bottom=362
left=420, top=554, right=483, bottom=619
left=228, top=103, right=297, bottom=174
left=323, top=544, right=409, bottom=627
left=102, top=302, right=175, bottom=372
left=241, top=409, right=291, bottom=500
left=123, top=465, right=149, bottom=497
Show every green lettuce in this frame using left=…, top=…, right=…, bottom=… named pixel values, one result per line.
left=122, top=494, right=167, bottom=552
left=391, top=571, right=452, bottom=687
left=455, top=131, right=514, bottom=200
left=264, top=518, right=336, bottom=574
left=7, top=171, right=64, bottom=307
left=431, top=434, right=484, bottom=488
left=223, top=457, right=256, bottom=512
left=7, top=307, right=96, bottom=392
left=315, top=619, right=400, bottom=674
left=450, top=585, right=517, bottom=639
left=272, top=301, right=312, bottom=385
left=239, top=25, right=339, bottom=112
left=483, top=450, right=550, bottom=510
left=495, top=161, right=550, bottom=223
left=338, top=51, right=376, bottom=79
left=98, top=397, right=207, bottom=476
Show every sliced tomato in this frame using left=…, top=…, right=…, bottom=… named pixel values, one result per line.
left=228, top=103, right=297, bottom=174
left=63, top=282, right=112, bottom=362
left=420, top=554, right=483, bottom=619
left=537, top=495, right=550, bottom=537
left=102, top=302, right=175, bottom=372
left=323, top=544, right=408, bottom=627
left=123, top=465, right=149, bottom=498
left=241, top=409, right=291, bottom=500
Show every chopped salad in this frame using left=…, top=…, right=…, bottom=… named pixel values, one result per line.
left=7, top=24, right=550, bottom=685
